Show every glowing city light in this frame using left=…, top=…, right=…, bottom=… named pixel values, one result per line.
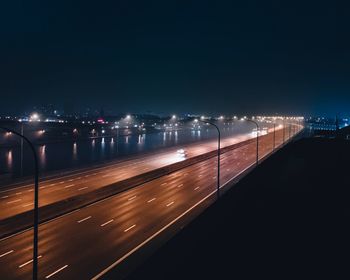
left=30, top=113, right=40, bottom=121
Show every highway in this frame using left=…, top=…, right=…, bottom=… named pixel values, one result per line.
left=0, top=126, right=302, bottom=280
left=0, top=130, right=266, bottom=221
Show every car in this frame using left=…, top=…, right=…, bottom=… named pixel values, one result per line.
left=177, top=148, right=188, bottom=158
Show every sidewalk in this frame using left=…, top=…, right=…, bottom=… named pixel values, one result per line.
left=127, top=137, right=350, bottom=279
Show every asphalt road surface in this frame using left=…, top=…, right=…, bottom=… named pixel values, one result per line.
left=0, top=131, right=265, bottom=220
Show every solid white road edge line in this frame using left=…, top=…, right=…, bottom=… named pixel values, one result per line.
left=91, top=161, right=257, bottom=280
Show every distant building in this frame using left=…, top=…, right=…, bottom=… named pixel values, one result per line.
left=307, top=116, right=350, bottom=138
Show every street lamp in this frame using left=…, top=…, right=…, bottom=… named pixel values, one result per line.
left=195, top=117, right=221, bottom=199
left=273, top=122, right=276, bottom=151
left=282, top=117, right=286, bottom=144
left=288, top=123, right=291, bottom=140
left=30, top=113, right=39, bottom=122
left=244, top=119, right=259, bottom=166
left=0, top=126, right=39, bottom=280
left=19, top=122, right=24, bottom=177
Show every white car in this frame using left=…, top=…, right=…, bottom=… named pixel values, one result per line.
left=177, top=149, right=188, bottom=158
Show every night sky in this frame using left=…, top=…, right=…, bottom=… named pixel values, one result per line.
left=0, top=0, right=349, bottom=116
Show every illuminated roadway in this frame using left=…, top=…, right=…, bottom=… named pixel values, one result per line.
left=0, top=130, right=266, bottom=221
left=0, top=126, right=301, bottom=279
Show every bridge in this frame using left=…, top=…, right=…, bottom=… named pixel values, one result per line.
left=0, top=117, right=303, bottom=279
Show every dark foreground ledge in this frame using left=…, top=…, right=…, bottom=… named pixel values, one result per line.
left=126, top=137, right=350, bottom=279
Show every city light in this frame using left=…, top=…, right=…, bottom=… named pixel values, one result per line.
left=30, top=113, right=40, bottom=121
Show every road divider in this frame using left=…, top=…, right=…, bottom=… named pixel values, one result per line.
left=0, top=133, right=274, bottom=239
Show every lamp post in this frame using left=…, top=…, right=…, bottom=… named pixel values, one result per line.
left=20, top=122, right=24, bottom=177
left=292, top=119, right=295, bottom=137
left=273, top=122, right=276, bottom=151
left=289, top=123, right=291, bottom=140
left=282, top=118, right=286, bottom=144
left=0, top=126, right=39, bottom=280
left=195, top=118, right=221, bottom=199
left=245, top=119, right=259, bottom=166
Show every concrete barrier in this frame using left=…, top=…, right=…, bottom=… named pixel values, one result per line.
left=0, top=134, right=269, bottom=239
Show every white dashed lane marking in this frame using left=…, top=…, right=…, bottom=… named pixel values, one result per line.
left=19, top=255, right=42, bottom=268
left=101, top=220, right=114, bottom=227
left=45, top=265, right=68, bottom=279
left=77, top=216, right=92, bottom=223
left=6, top=199, right=21, bottom=204
left=0, top=250, right=14, bottom=258
left=124, top=224, right=136, bottom=232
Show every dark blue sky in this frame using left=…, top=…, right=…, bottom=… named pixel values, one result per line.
left=0, top=0, right=349, bottom=116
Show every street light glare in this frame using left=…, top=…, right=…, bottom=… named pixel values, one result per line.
left=30, top=113, right=39, bottom=121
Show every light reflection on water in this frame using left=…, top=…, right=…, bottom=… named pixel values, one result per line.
left=174, top=131, right=178, bottom=144
left=6, top=150, right=12, bottom=170
left=40, top=145, right=46, bottom=166
left=73, top=142, right=77, bottom=161
left=0, top=124, right=266, bottom=178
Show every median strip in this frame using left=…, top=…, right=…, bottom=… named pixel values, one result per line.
left=0, top=133, right=275, bottom=240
